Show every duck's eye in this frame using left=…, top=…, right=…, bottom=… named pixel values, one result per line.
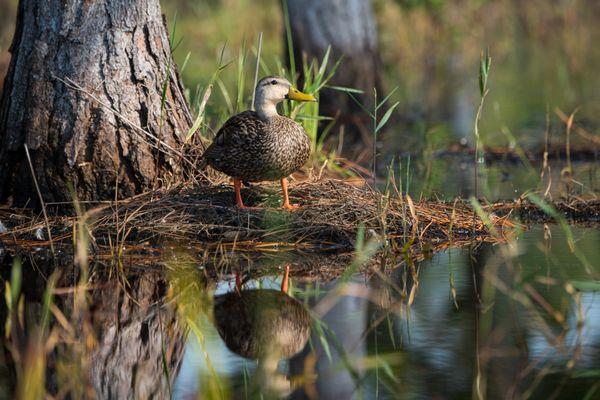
left=271, top=80, right=277, bottom=85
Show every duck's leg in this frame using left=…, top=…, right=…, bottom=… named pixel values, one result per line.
left=280, top=177, right=299, bottom=210
left=235, top=272, right=242, bottom=294
left=280, top=264, right=290, bottom=294
left=233, top=178, right=245, bottom=208
left=234, top=178, right=261, bottom=210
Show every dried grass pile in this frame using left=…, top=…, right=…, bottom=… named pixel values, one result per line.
left=0, top=179, right=515, bottom=255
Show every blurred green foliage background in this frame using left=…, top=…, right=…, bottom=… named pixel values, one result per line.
left=1, top=0, right=599, bottom=151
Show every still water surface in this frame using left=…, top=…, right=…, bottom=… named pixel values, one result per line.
left=172, top=225, right=599, bottom=399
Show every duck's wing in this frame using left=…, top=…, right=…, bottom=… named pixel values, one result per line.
left=200, top=111, right=264, bottom=170
left=210, top=110, right=264, bottom=148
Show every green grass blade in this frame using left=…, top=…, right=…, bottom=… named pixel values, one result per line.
left=568, top=280, right=600, bottom=292
left=326, top=85, right=364, bottom=94
left=376, top=102, right=399, bottom=133
left=282, top=0, right=296, bottom=76
left=376, top=86, right=399, bottom=111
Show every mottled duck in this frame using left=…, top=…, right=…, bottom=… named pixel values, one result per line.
left=213, top=266, right=310, bottom=360
left=213, top=266, right=311, bottom=395
left=201, top=76, right=316, bottom=210
left=213, top=288, right=311, bottom=362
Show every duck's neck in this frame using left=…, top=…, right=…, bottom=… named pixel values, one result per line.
left=254, top=99, right=279, bottom=121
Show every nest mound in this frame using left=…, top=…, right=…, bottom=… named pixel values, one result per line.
left=1, top=179, right=515, bottom=254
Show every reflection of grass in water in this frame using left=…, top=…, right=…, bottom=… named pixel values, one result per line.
left=3, top=225, right=598, bottom=398
left=468, top=216, right=599, bottom=398
left=526, top=194, right=595, bottom=277
left=4, top=258, right=60, bottom=400
left=291, top=221, right=599, bottom=398
left=301, top=227, right=409, bottom=397
left=165, top=254, right=229, bottom=399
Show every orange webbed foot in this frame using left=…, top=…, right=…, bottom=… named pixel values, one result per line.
left=234, top=178, right=262, bottom=210
left=280, top=178, right=300, bottom=211
left=282, top=203, right=300, bottom=211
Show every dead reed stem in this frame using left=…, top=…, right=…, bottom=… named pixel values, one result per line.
left=23, top=144, right=55, bottom=257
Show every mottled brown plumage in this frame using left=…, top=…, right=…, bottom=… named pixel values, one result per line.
left=213, top=288, right=311, bottom=360
left=203, top=111, right=311, bottom=182
left=201, top=76, right=316, bottom=209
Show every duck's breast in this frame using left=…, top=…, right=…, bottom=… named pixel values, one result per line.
left=265, top=117, right=311, bottom=179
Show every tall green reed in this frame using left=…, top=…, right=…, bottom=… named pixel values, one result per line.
left=474, top=49, right=491, bottom=199
left=346, top=87, right=399, bottom=184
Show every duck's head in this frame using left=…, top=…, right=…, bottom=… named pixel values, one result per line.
left=254, top=76, right=316, bottom=119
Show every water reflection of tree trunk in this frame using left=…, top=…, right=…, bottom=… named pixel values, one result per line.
left=87, top=271, right=185, bottom=399
left=2, top=260, right=185, bottom=399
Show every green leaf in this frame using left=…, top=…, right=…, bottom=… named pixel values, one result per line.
left=316, top=46, right=331, bottom=82
left=186, top=316, right=224, bottom=394
left=186, top=85, right=212, bottom=141
left=4, top=283, right=11, bottom=310
left=313, top=321, right=332, bottom=362
left=376, top=101, right=400, bottom=133
left=573, top=369, right=600, bottom=379
left=381, top=360, right=397, bottom=381
left=376, top=86, right=399, bottom=111
left=479, top=64, right=485, bottom=96
left=526, top=194, right=574, bottom=250
left=10, top=258, right=21, bottom=309
left=180, top=51, right=191, bottom=73
left=320, top=57, right=343, bottom=90
left=295, top=114, right=334, bottom=121
left=161, top=342, right=172, bottom=398
left=569, top=280, right=600, bottom=292
left=347, top=92, right=374, bottom=118
left=186, top=116, right=204, bottom=141
left=478, top=48, right=492, bottom=97
left=526, top=193, right=594, bottom=274
left=40, top=271, right=59, bottom=335
left=282, top=0, right=296, bottom=75
left=326, top=85, right=364, bottom=94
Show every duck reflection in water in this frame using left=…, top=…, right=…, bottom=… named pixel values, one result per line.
left=213, top=265, right=311, bottom=397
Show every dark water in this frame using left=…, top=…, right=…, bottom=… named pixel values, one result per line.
left=1, top=229, right=599, bottom=399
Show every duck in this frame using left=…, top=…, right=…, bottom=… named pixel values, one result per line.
left=201, top=76, right=316, bottom=210
left=213, top=266, right=311, bottom=396
left=212, top=266, right=310, bottom=360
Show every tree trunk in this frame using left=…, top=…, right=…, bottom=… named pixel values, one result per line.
left=0, top=0, right=196, bottom=208
left=286, top=0, right=381, bottom=141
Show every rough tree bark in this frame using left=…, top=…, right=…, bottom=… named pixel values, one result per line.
left=0, top=0, right=196, bottom=207
left=287, top=0, right=381, bottom=140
